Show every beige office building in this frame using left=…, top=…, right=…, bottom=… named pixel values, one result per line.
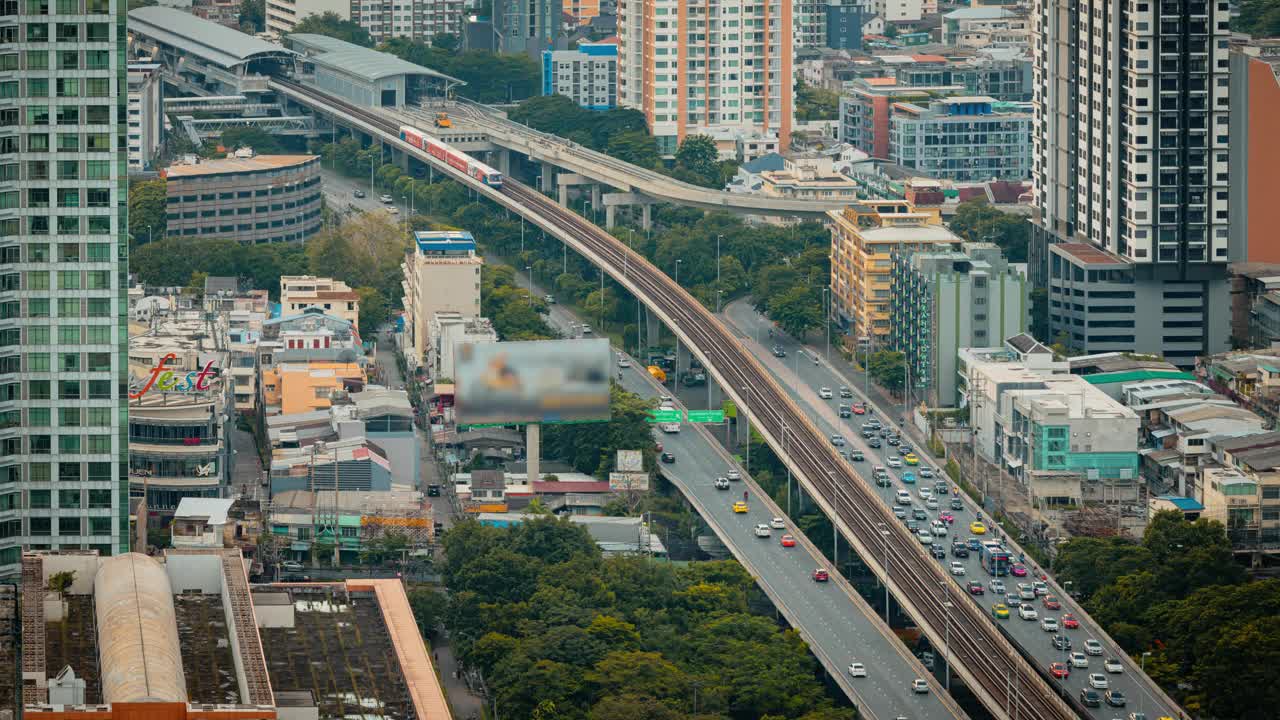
left=401, top=232, right=483, bottom=373
left=280, top=276, right=361, bottom=332
left=163, top=152, right=322, bottom=244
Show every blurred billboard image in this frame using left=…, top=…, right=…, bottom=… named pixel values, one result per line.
left=455, top=339, right=611, bottom=425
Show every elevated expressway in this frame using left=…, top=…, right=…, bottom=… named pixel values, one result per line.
left=273, top=78, right=1082, bottom=720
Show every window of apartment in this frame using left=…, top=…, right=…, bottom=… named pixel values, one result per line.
left=59, top=353, right=78, bottom=372
left=58, top=380, right=79, bottom=400
left=28, top=490, right=50, bottom=510
left=26, top=23, right=49, bottom=42
left=57, top=326, right=77, bottom=344
left=27, top=352, right=49, bottom=371
left=86, top=326, right=109, bottom=344
left=55, top=78, right=77, bottom=97
left=58, top=270, right=79, bottom=290
left=58, top=489, right=79, bottom=508
left=27, top=407, right=49, bottom=426
left=28, top=380, right=49, bottom=400
left=29, top=435, right=51, bottom=454
left=87, top=379, right=109, bottom=399
left=55, top=22, right=78, bottom=41
left=88, top=490, right=111, bottom=508
left=86, top=299, right=108, bottom=317
left=58, top=516, right=79, bottom=535
left=58, top=160, right=79, bottom=179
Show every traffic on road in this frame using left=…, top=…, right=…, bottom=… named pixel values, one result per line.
left=725, top=301, right=1184, bottom=720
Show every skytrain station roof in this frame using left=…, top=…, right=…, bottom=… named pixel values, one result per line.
left=288, top=34, right=463, bottom=85
left=128, top=6, right=298, bottom=69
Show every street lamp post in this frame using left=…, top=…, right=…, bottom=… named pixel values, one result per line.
left=146, top=225, right=152, bottom=244
left=828, top=470, right=838, bottom=567
left=740, top=384, right=751, bottom=476
left=782, top=423, right=791, bottom=515
left=1140, top=652, right=1152, bottom=716
left=940, top=581, right=954, bottom=691
left=823, top=287, right=831, bottom=362
left=525, top=266, right=533, bottom=304
left=520, top=216, right=525, bottom=257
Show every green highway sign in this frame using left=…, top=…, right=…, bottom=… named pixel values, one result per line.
left=647, top=409, right=684, bottom=423
left=686, top=410, right=725, bottom=423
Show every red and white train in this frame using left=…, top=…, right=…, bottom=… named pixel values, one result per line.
left=399, top=125, right=503, bottom=187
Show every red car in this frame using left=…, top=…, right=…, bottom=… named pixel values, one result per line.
left=1010, top=564, right=1028, bottom=577
left=1043, top=595, right=1061, bottom=610
left=939, top=512, right=955, bottom=524
left=967, top=581, right=985, bottom=595
left=853, top=404, right=866, bottom=415
left=1061, top=613, right=1079, bottom=629
left=812, top=568, right=830, bottom=582
left=1050, top=662, right=1070, bottom=679
left=780, top=534, right=796, bottom=548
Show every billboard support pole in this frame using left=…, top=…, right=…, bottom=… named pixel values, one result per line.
left=526, top=423, right=541, bottom=483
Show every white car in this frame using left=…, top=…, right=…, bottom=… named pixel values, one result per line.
left=1103, top=658, right=1124, bottom=674
left=1084, top=639, right=1103, bottom=656
left=925, top=498, right=939, bottom=510
left=1017, top=583, right=1035, bottom=600
left=1069, top=652, right=1089, bottom=668
left=754, top=524, right=772, bottom=538
left=726, top=470, right=741, bottom=481
left=769, top=517, right=786, bottom=529
left=887, top=456, right=903, bottom=468
left=1087, top=673, right=1109, bottom=690
left=818, top=387, right=833, bottom=399
left=917, top=531, right=933, bottom=544
left=989, top=580, right=1006, bottom=594
left=895, top=490, right=912, bottom=505
left=1041, top=617, right=1059, bottom=632
left=931, top=523, right=947, bottom=537
left=918, top=487, right=933, bottom=499
left=1018, top=605, right=1038, bottom=620
left=618, top=357, right=631, bottom=368
left=848, top=662, right=867, bottom=678
left=1033, top=581, right=1049, bottom=596
left=949, top=562, right=966, bottom=576
left=660, top=423, right=681, bottom=434
left=379, top=194, right=394, bottom=203
left=911, top=678, right=929, bottom=694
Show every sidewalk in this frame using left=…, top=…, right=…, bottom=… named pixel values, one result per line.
left=431, top=633, right=485, bottom=720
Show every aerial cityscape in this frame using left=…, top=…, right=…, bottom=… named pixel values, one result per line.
left=0, top=0, right=1277, bottom=719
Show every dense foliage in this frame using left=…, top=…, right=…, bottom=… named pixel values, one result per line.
left=866, top=350, right=905, bottom=394
left=946, top=200, right=1030, bottom=263
left=127, top=179, right=167, bottom=245
left=795, top=81, right=840, bottom=122
left=380, top=37, right=541, bottom=103
left=1235, top=0, right=1280, bottom=37
left=130, top=238, right=308, bottom=298
left=1054, top=511, right=1275, bottom=718
left=435, top=516, right=856, bottom=720
left=289, top=11, right=374, bottom=47
left=543, top=384, right=658, bottom=477
left=507, top=95, right=739, bottom=187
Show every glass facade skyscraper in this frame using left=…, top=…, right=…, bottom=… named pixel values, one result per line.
left=0, top=0, right=128, bottom=576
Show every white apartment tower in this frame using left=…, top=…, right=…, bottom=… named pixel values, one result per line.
left=618, top=0, right=794, bottom=155
left=400, top=231, right=483, bottom=372
left=0, top=0, right=130, bottom=576
left=1030, top=0, right=1233, bottom=365
left=266, top=0, right=463, bottom=45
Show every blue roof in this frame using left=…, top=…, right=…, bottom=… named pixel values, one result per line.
left=743, top=152, right=787, bottom=173
left=578, top=42, right=618, bottom=57
left=414, top=230, right=476, bottom=254
left=1155, top=495, right=1204, bottom=512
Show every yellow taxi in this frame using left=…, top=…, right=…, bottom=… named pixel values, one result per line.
left=991, top=602, right=1010, bottom=619
left=732, top=501, right=749, bottom=513
left=969, top=520, right=987, bottom=535
left=904, top=453, right=919, bottom=465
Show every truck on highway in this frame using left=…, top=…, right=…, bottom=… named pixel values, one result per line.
left=647, top=365, right=667, bottom=383
left=434, top=112, right=452, bottom=128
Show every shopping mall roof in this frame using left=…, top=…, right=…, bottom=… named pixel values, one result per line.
left=288, top=34, right=463, bottom=85
left=128, top=7, right=297, bottom=69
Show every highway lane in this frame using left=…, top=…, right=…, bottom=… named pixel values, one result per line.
left=721, top=302, right=1186, bottom=720
left=527, top=275, right=965, bottom=720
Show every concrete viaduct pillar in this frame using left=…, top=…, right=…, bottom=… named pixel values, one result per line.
left=602, top=192, right=657, bottom=229
left=539, top=161, right=554, bottom=193
left=555, top=173, right=592, bottom=207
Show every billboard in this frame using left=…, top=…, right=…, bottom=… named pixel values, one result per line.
left=455, top=339, right=611, bottom=425
left=616, top=450, right=644, bottom=473
left=609, top=471, right=650, bottom=492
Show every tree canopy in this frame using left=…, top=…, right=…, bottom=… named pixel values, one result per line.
left=946, top=200, right=1030, bottom=263
left=1235, top=0, right=1280, bottom=37
left=127, top=179, right=167, bottom=245
left=543, top=384, right=656, bottom=477
left=289, top=11, right=373, bottom=47
left=795, top=81, right=839, bottom=122
left=431, top=516, right=856, bottom=720
left=379, top=37, right=540, bottom=102
left=1054, top=510, right=1267, bottom=718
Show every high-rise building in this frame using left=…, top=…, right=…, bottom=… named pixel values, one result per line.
left=266, top=0, right=464, bottom=46
left=126, top=63, right=163, bottom=172
left=618, top=0, right=794, bottom=155
left=889, top=96, right=1032, bottom=182
left=0, top=0, right=130, bottom=576
left=1228, top=37, right=1280, bottom=265
left=401, top=231, right=483, bottom=372
left=494, top=0, right=564, bottom=56
left=1031, top=0, right=1232, bottom=364
left=542, top=40, right=618, bottom=110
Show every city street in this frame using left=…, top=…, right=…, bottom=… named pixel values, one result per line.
left=718, top=298, right=1185, bottom=720
left=319, top=166, right=405, bottom=217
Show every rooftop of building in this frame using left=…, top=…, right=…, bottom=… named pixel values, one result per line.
left=1070, top=352, right=1179, bottom=374
left=1164, top=403, right=1266, bottom=435
left=859, top=224, right=961, bottom=243
left=943, top=6, right=1022, bottom=20
left=350, top=387, right=414, bottom=417
left=270, top=489, right=426, bottom=515
left=289, top=33, right=462, bottom=85
left=129, top=6, right=297, bottom=69
left=1154, top=495, right=1205, bottom=511
left=174, top=497, right=236, bottom=526
left=1006, top=332, right=1052, bottom=355
left=164, top=154, right=318, bottom=179
left=1019, top=375, right=1138, bottom=419
left=1206, top=351, right=1280, bottom=375
left=1051, top=242, right=1129, bottom=267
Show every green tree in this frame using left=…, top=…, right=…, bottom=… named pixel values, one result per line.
left=606, top=130, right=661, bottom=169
left=674, top=135, right=720, bottom=186
left=290, top=11, right=374, bottom=46
left=218, top=127, right=288, bottom=155
left=128, top=179, right=167, bottom=244
left=544, top=385, right=655, bottom=476
left=406, top=586, right=447, bottom=637
left=947, top=200, right=1030, bottom=262
left=767, top=285, right=823, bottom=339
left=867, top=350, right=906, bottom=393
left=238, top=0, right=265, bottom=32
left=795, top=80, right=839, bottom=122
left=355, top=286, right=389, bottom=335
left=1235, top=0, right=1280, bottom=37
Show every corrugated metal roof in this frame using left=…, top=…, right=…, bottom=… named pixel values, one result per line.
left=129, top=7, right=297, bottom=69
left=289, top=34, right=462, bottom=84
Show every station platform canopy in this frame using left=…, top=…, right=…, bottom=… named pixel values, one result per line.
left=288, top=34, right=463, bottom=87
left=128, top=6, right=298, bottom=70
